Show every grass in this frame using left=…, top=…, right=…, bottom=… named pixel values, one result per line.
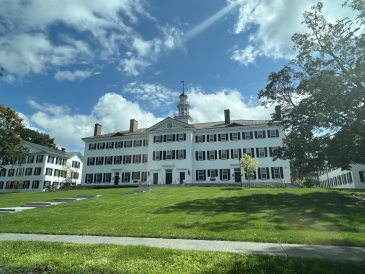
left=1, top=188, right=365, bottom=246
left=1, top=241, right=365, bottom=274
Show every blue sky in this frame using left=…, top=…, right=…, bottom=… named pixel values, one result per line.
left=0, top=0, right=355, bottom=152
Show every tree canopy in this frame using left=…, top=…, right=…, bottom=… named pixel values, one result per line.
left=258, top=1, right=365, bottom=174
left=0, top=104, right=29, bottom=166
left=19, top=128, right=56, bottom=147
left=240, top=153, right=259, bottom=188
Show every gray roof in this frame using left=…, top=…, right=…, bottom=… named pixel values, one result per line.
left=24, top=141, right=83, bottom=160
left=82, top=119, right=271, bottom=140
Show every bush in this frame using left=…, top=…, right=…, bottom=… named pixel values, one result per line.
left=300, top=177, right=318, bottom=188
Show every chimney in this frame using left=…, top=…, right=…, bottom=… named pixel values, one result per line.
left=48, top=144, right=53, bottom=148
left=224, top=109, right=230, bottom=125
left=130, top=119, right=138, bottom=133
left=274, top=105, right=282, bottom=120
left=94, top=124, right=102, bottom=136
left=61, top=148, right=66, bottom=152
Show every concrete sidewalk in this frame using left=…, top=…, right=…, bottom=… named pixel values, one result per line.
left=1, top=233, right=364, bottom=261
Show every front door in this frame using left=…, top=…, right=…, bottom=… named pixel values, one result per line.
left=234, top=168, right=241, bottom=183
left=153, top=173, right=158, bottom=184
left=114, top=174, right=120, bottom=185
left=166, top=169, right=172, bottom=184
left=179, top=172, right=185, bottom=184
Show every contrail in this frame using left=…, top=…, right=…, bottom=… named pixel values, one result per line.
left=183, top=2, right=239, bottom=42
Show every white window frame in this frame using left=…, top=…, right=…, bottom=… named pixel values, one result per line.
left=47, top=156, right=54, bottom=163
left=135, top=140, right=141, bottom=147
left=36, top=155, right=43, bottom=163
left=89, top=143, right=96, bottom=150
left=166, top=135, right=173, bottom=142
left=123, top=172, right=130, bottom=182
left=115, top=141, right=122, bottom=148
left=143, top=139, right=149, bottom=146
left=198, top=170, right=204, bottom=181
left=107, top=142, right=114, bottom=149
left=220, top=134, right=227, bottom=141
left=232, top=133, right=238, bottom=141
left=178, top=134, right=184, bottom=141
left=32, top=181, right=39, bottom=188
left=86, top=174, right=93, bottom=183
left=132, top=172, right=140, bottom=180
left=27, top=156, right=34, bottom=163
left=142, top=172, right=147, bottom=182
left=34, top=168, right=41, bottom=176
left=97, top=157, right=103, bottom=165
left=260, top=168, right=267, bottom=179
left=125, top=141, right=132, bottom=148
left=134, top=155, right=140, bottom=163
left=143, top=154, right=148, bottom=163
left=98, top=143, right=105, bottom=150
left=198, top=151, right=204, bottom=161
left=209, top=150, right=215, bottom=160
left=244, top=132, right=251, bottom=139
left=16, top=168, right=23, bottom=176
left=155, top=136, right=161, bottom=143
left=271, top=147, right=278, bottom=156
left=273, top=167, right=281, bottom=179
left=25, top=168, right=32, bottom=176
left=115, top=156, right=122, bottom=164
left=125, top=155, right=131, bottom=164
left=166, top=151, right=172, bottom=160
left=104, top=173, right=111, bottom=183
left=197, top=135, right=204, bottom=143
left=155, top=151, right=161, bottom=161
left=257, top=131, right=264, bottom=139
left=208, top=134, right=215, bottom=142
left=210, top=169, right=216, bottom=178
left=269, top=130, right=277, bottom=137
left=221, top=150, right=227, bottom=159
left=95, top=173, right=102, bottom=183
left=45, top=168, right=53, bottom=176
left=258, top=148, right=265, bottom=158
left=222, top=169, right=228, bottom=180
left=232, top=149, right=239, bottom=159
left=178, top=150, right=184, bottom=160
left=245, top=148, right=252, bottom=157
left=105, top=156, right=112, bottom=165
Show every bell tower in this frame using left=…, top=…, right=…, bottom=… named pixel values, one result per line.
left=174, top=80, right=193, bottom=124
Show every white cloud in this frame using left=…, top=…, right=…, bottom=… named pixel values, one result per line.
left=229, top=0, right=358, bottom=65
left=54, top=70, right=97, bottom=81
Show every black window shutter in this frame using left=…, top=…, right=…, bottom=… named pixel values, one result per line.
left=172, top=150, right=175, bottom=160
left=251, top=148, right=255, bottom=157
left=196, top=170, right=199, bottom=181
left=256, top=148, right=259, bottom=157
left=218, top=134, right=221, bottom=141
left=132, top=155, right=135, bottom=163
left=153, top=151, right=155, bottom=160
left=164, top=135, right=166, bottom=142
left=227, top=149, right=230, bottom=159
left=242, top=132, right=245, bottom=140
left=263, top=131, right=266, bottom=138
left=227, top=169, right=230, bottom=180
left=258, top=168, right=261, bottom=179
left=133, top=140, right=136, bottom=146
left=215, top=169, right=218, bottom=177
left=220, top=169, right=222, bottom=180
left=267, top=130, right=271, bottom=138
left=253, top=171, right=256, bottom=179
left=153, top=136, right=156, bottom=143
left=226, top=133, right=228, bottom=140
left=173, top=135, right=176, bottom=141
left=271, top=167, right=274, bottom=178
left=203, top=170, right=206, bottom=181
left=269, top=147, right=272, bottom=157
left=207, top=151, right=210, bottom=160
left=266, top=168, right=270, bottom=179
left=163, top=151, right=166, bottom=160
left=184, top=133, right=186, bottom=141
left=231, top=149, right=233, bottom=158
left=239, top=150, right=242, bottom=158
left=196, top=151, right=198, bottom=160
left=203, top=151, right=205, bottom=160
left=230, top=133, right=233, bottom=140
left=101, top=157, right=104, bottom=165
left=255, top=131, right=257, bottom=138
left=219, top=150, right=222, bottom=159
left=214, top=134, right=217, bottom=141
left=90, top=174, right=93, bottom=183
left=139, top=155, right=141, bottom=163
left=250, top=132, right=253, bottom=139
left=238, top=133, right=241, bottom=140
left=208, top=170, right=210, bottom=177
left=359, top=172, right=364, bottom=182
left=215, top=151, right=217, bottom=160
left=265, top=147, right=268, bottom=157
left=280, top=167, right=283, bottom=178
left=159, top=151, right=162, bottom=159
left=195, top=136, right=198, bottom=143
left=123, top=156, right=125, bottom=164
left=203, top=135, right=205, bottom=142
left=243, top=148, right=246, bottom=154
left=276, top=130, right=279, bottom=137
left=184, top=150, right=186, bottom=159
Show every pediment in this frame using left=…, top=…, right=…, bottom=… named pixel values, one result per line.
left=147, top=117, right=194, bottom=132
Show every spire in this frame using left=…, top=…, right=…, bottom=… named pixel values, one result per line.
left=175, top=80, right=193, bottom=123
left=180, top=80, right=185, bottom=97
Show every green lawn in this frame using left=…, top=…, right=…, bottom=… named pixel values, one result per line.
left=1, top=241, right=365, bottom=274
left=1, top=187, right=365, bottom=246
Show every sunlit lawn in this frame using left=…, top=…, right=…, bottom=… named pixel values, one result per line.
left=1, top=187, right=365, bottom=246
left=2, top=241, right=365, bottom=274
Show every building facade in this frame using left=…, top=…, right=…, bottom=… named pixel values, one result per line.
left=81, top=93, right=290, bottom=186
left=0, top=141, right=83, bottom=193
left=319, top=164, right=365, bottom=189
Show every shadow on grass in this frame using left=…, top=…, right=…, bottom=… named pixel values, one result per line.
left=151, top=191, right=365, bottom=244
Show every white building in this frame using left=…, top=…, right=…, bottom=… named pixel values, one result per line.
left=319, top=165, right=365, bottom=189
left=0, top=141, right=83, bottom=193
left=81, top=92, right=290, bottom=186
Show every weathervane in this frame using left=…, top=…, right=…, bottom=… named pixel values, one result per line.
left=181, top=80, right=185, bottom=95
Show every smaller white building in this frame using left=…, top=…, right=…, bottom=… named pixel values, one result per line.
left=319, top=164, right=365, bottom=189
left=0, top=141, right=83, bottom=193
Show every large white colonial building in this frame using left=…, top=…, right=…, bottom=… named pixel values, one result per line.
left=81, top=92, right=290, bottom=186
left=319, top=164, right=365, bottom=189
left=0, top=141, right=83, bottom=193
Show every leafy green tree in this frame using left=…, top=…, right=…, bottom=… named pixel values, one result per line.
left=239, top=153, right=259, bottom=188
left=19, top=128, right=56, bottom=147
left=258, top=1, right=365, bottom=172
left=14, top=180, right=24, bottom=193
left=0, top=104, right=29, bottom=166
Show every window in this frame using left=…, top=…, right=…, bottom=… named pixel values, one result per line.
left=125, top=141, right=132, bottom=147
left=34, top=168, right=41, bottom=175
left=259, top=168, right=270, bottom=179
left=132, top=172, right=140, bottom=181
left=272, top=167, right=282, bottom=179
left=244, top=148, right=253, bottom=157
left=143, top=139, right=148, bottom=146
left=96, top=157, right=104, bottom=165
left=0, top=169, right=6, bottom=177
left=231, top=132, right=239, bottom=141
left=196, top=135, right=204, bottom=143
left=154, top=135, right=162, bottom=143
left=219, top=133, right=227, bottom=141
left=85, top=174, right=93, bottom=184
left=89, top=143, right=96, bottom=150
left=98, top=143, right=105, bottom=149
left=141, top=172, right=147, bottom=182
left=106, top=142, right=114, bottom=149
left=143, top=154, right=148, bottom=163
left=197, top=170, right=205, bottom=181
left=177, top=134, right=185, bottom=141
left=133, top=155, right=140, bottom=163
left=208, top=169, right=218, bottom=181
left=114, top=156, right=122, bottom=164
left=72, top=161, right=80, bottom=168
left=46, top=168, right=53, bottom=176
left=54, top=169, right=60, bottom=177
left=123, top=172, right=130, bottom=182
left=220, top=150, right=228, bottom=160
left=56, top=157, right=62, bottom=165
left=347, top=172, right=353, bottom=183
left=197, top=151, right=204, bottom=161
left=124, top=155, right=131, bottom=164
left=359, top=171, right=365, bottom=183
left=232, top=149, right=240, bottom=159
left=23, top=181, right=30, bottom=188
left=105, top=156, right=112, bottom=165
left=8, top=169, right=15, bottom=176
left=257, top=148, right=266, bottom=158
left=153, top=151, right=162, bottom=161
left=208, top=134, right=216, bottom=142
left=243, top=132, right=252, bottom=140
left=6, top=181, right=14, bottom=189
left=166, top=135, right=173, bottom=142
left=222, top=169, right=229, bottom=180
left=270, top=147, right=278, bottom=157
left=47, top=155, right=54, bottom=164
left=255, top=131, right=265, bottom=139
left=268, top=130, right=278, bottom=138
left=177, top=150, right=185, bottom=160
left=341, top=174, right=347, bottom=184
left=25, top=168, right=32, bottom=176
left=103, top=173, right=111, bottom=183
left=43, top=181, right=51, bottom=189
left=0, top=181, right=3, bottom=189
left=87, top=157, right=95, bottom=166
left=71, top=172, right=79, bottom=180
left=95, top=173, right=102, bottom=183
left=16, top=168, right=23, bottom=176
left=134, top=140, right=141, bottom=147
left=36, top=155, right=44, bottom=163
left=166, top=151, right=173, bottom=160
left=208, top=150, right=216, bottom=160
left=27, top=155, right=34, bottom=163
left=32, top=181, right=39, bottom=188
left=115, top=141, right=123, bottom=148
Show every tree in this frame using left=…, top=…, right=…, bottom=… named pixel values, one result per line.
left=258, top=1, right=365, bottom=172
left=0, top=104, right=29, bottom=166
left=239, top=153, right=259, bottom=188
left=14, top=180, right=24, bottom=193
left=300, top=177, right=318, bottom=188
left=19, top=128, right=56, bottom=147
left=60, top=163, right=75, bottom=189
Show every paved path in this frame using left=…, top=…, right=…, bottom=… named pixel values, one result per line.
left=1, top=233, right=364, bottom=261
